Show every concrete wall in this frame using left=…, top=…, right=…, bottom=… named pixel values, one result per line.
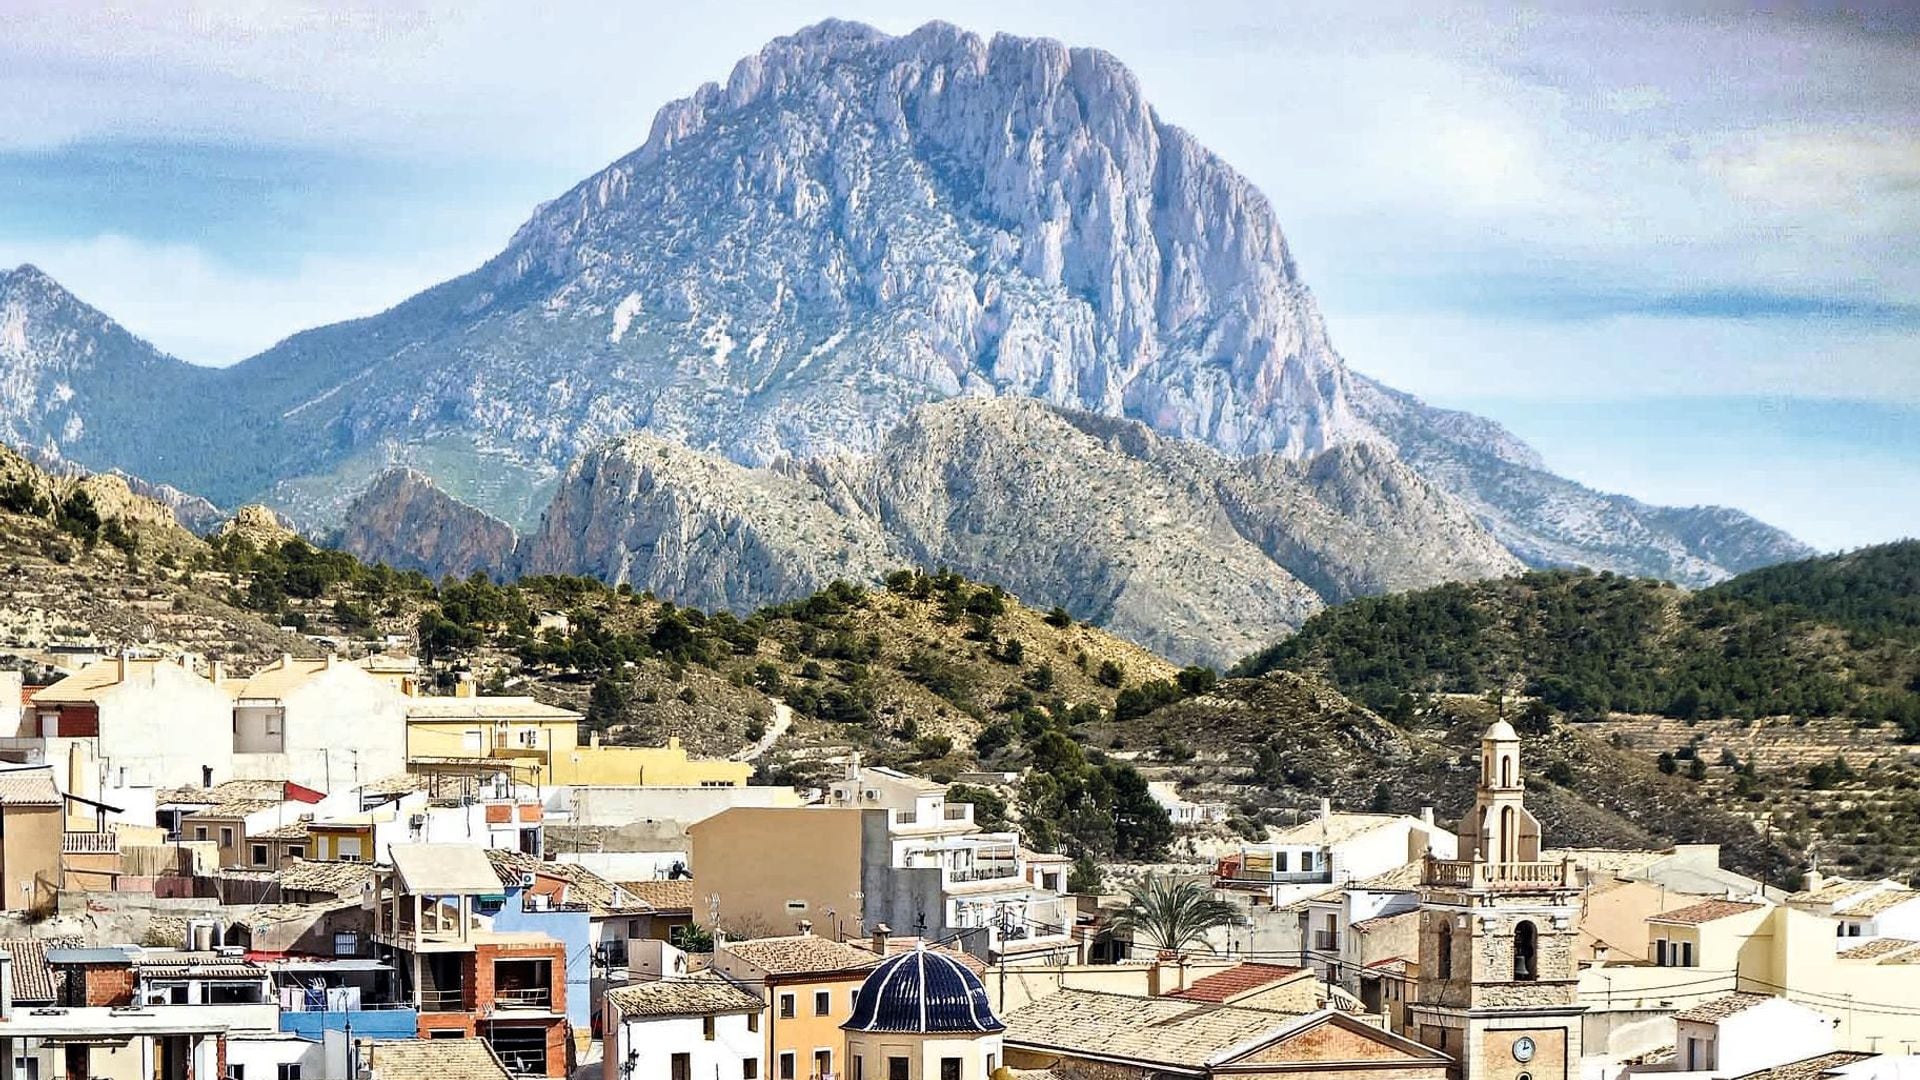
left=233, top=663, right=408, bottom=792
left=2, top=802, right=62, bottom=910
left=691, top=807, right=868, bottom=938
left=573, top=786, right=804, bottom=830
left=94, top=660, right=236, bottom=787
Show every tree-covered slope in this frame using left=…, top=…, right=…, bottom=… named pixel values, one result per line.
left=1237, top=543, right=1920, bottom=734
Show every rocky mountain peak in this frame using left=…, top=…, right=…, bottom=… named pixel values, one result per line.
left=484, top=19, right=1367, bottom=465
left=0, top=23, right=1813, bottom=615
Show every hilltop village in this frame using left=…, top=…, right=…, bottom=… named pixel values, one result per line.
left=0, top=645, right=1911, bottom=1080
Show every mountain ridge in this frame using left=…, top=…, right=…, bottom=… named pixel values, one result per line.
left=0, top=19, right=1811, bottom=622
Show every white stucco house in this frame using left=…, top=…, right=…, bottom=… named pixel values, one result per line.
left=603, top=969, right=764, bottom=1080
left=223, top=655, right=409, bottom=792
left=28, top=654, right=235, bottom=789
left=1670, top=992, right=1836, bottom=1077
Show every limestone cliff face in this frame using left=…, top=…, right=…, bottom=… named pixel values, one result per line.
left=520, top=437, right=904, bottom=609
left=339, top=468, right=520, bottom=580
left=519, top=398, right=1520, bottom=665
left=0, top=22, right=1811, bottom=589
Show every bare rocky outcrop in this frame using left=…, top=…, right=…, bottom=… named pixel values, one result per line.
left=215, top=505, right=298, bottom=551
left=520, top=398, right=1521, bottom=665
left=339, top=469, right=519, bottom=580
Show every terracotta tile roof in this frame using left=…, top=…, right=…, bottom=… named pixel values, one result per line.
left=1675, top=992, right=1779, bottom=1023
left=32, top=657, right=190, bottom=704
left=157, top=779, right=291, bottom=805
left=1267, top=813, right=1404, bottom=847
left=1001, top=988, right=1308, bottom=1069
left=276, top=860, right=377, bottom=897
left=253, top=822, right=312, bottom=841
left=486, top=850, right=648, bottom=916
left=1649, top=900, right=1766, bottom=926
left=1362, top=957, right=1412, bottom=976
left=0, top=938, right=80, bottom=1003
left=1350, top=911, right=1420, bottom=935
left=1838, top=937, right=1919, bottom=961
left=1168, top=963, right=1304, bottom=1003
left=722, top=935, right=880, bottom=977
left=620, top=879, right=697, bottom=912
left=1843, top=888, right=1918, bottom=918
left=860, top=938, right=989, bottom=976
left=0, top=767, right=62, bottom=807
left=606, top=973, right=762, bottom=1019
left=1730, top=1051, right=1877, bottom=1080
left=231, top=656, right=335, bottom=700
left=365, top=1038, right=513, bottom=1080
left=1349, top=862, right=1423, bottom=891
left=182, top=799, right=282, bottom=821
left=360, top=773, right=429, bottom=797
left=1791, top=878, right=1888, bottom=906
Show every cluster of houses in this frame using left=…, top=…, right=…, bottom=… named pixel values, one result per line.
left=0, top=650, right=1915, bottom=1080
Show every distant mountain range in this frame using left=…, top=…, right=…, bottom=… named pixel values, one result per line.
left=0, top=21, right=1811, bottom=660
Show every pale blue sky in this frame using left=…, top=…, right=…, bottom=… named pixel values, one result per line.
left=1, top=1, right=1915, bottom=549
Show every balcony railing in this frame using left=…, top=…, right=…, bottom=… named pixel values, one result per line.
left=495, top=1051, right=547, bottom=1077
left=943, top=805, right=970, bottom=820
left=63, top=831, right=119, bottom=855
left=949, top=864, right=1019, bottom=882
left=492, top=987, right=553, bottom=1010
left=1424, top=857, right=1571, bottom=890
left=1219, top=870, right=1331, bottom=885
left=1313, top=931, right=1339, bottom=952
left=416, top=989, right=467, bottom=1012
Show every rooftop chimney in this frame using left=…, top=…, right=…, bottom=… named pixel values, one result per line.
left=871, top=923, right=892, bottom=956
left=796, top=919, right=814, bottom=936
left=1320, top=797, right=1332, bottom=821
left=210, top=660, right=226, bottom=684
left=0, top=948, right=13, bottom=1021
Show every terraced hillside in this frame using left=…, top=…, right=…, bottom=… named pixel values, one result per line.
left=1237, top=544, right=1920, bottom=879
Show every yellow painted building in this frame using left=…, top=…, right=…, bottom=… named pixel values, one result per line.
left=1580, top=892, right=1920, bottom=1054
left=404, top=692, right=751, bottom=787
left=716, top=934, right=880, bottom=1080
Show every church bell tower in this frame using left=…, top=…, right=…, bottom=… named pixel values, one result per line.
left=1410, top=720, right=1584, bottom=1080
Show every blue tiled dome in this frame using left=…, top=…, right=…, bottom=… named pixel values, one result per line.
left=843, top=947, right=1004, bottom=1034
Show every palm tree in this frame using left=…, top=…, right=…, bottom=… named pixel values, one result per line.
left=1113, top=874, right=1245, bottom=953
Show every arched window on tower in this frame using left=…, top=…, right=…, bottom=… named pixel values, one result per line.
left=1514, top=920, right=1538, bottom=981
left=1501, top=753, right=1513, bottom=788
left=1437, top=922, right=1453, bottom=979
left=1500, top=806, right=1516, bottom=863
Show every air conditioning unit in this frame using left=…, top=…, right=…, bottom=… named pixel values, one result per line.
left=519, top=872, right=537, bottom=887
left=215, top=945, right=245, bottom=958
